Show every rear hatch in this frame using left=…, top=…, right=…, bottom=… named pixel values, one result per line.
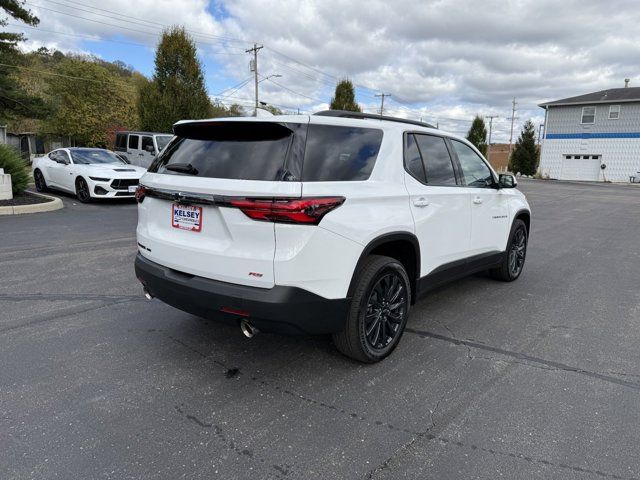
left=136, top=119, right=306, bottom=288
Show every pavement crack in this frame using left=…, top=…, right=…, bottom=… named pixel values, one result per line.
left=405, top=327, right=640, bottom=391
left=0, top=299, right=135, bottom=334
left=173, top=402, right=286, bottom=476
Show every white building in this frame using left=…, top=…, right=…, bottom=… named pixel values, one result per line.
left=539, top=83, right=640, bottom=182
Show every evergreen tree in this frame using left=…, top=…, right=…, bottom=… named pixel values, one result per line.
left=466, top=115, right=488, bottom=156
left=330, top=79, right=361, bottom=112
left=508, top=120, right=539, bottom=175
left=0, top=0, right=46, bottom=121
left=139, top=26, right=213, bottom=132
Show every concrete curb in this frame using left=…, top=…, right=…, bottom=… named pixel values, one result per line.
left=0, top=191, right=63, bottom=215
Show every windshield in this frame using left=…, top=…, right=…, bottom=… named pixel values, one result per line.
left=156, top=135, right=173, bottom=151
left=70, top=149, right=126, bottom=165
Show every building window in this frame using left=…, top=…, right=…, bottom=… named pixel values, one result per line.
left=565, top=154, right=601, bottom=160
left=581, top=106, right=596, bottom=124
left=608, top=105, right=620, bottom=120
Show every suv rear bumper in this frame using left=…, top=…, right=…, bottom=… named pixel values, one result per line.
left=135, top=253, right=350, bottom=335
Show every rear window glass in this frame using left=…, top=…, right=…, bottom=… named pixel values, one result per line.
left=115, top=133, right=127, bottom=149
left=414, top=134, right=457, bottom=186
left=151, top=122, right=294, bottom=181
left=302, top=125, right=382, bottom=181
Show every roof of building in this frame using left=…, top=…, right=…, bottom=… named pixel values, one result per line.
left=539, top=87, right=640, bottom=108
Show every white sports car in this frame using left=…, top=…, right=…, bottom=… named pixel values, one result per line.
left=32, top=148, right=147, bottom=202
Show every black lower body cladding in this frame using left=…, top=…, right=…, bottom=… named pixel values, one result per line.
left=134, top=253, right=349, bottom=335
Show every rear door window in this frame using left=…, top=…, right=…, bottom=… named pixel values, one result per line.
left=128, top=134, right=139, bottom=150
left=141, top=136, right=154, bottom=152
left=414, top=134, right=457, bottom=186
left=301, top=124, right=383, bottom=181
left=115, top=133, right=127, bottom=150
left=151, top=122, right=298, bottom=181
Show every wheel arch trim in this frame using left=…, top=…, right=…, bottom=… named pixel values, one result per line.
left=346, top=231, right=421, bottom=301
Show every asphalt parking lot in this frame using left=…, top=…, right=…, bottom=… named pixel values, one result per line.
left=2, top=180, right=640, bottom=480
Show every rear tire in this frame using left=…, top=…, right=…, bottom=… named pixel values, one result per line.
left=490, top=219, right=528, bottom=281
left=75, top=177, right=92, bottom=203
left=333, top=255, right=411, bottom=363
left=34, top=169, right=47, bottom=192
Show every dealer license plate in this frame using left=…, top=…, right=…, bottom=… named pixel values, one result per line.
left=171, top=203, right=203, bottom=232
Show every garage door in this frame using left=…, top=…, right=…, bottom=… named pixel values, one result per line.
left=560, top=155, right=601, bottom=181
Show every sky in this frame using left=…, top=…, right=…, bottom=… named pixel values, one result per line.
left=9, top=0, right=640, bottom=142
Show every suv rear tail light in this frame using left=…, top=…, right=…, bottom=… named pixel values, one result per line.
left=225, top=197, right=345, bottom=225
left=135, top=185, right=147, bottom=203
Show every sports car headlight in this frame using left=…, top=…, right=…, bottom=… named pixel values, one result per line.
left=89, top=176, right=110, bottom=182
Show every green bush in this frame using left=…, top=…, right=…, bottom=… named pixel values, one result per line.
left=0, top=144, right=30, bottom=195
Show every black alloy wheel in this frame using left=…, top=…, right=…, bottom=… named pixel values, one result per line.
left=508, top=226, right=527, bottom=278
left=490, top=218, right=528, bottom=281
left=34, top=169, right=47, bottom=192
left=333, top=255, right=411, bottom=363
left=364, top=272, right=407, bottom=351
left=76, top=177, right=91, bottom=203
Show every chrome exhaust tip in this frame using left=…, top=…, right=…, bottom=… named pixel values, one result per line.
left=143, top=287, right=153, bottom=300
left=240, top=319, right=258, bottom=338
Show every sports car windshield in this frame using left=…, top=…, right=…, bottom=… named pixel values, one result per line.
left=70, top=149, right=126, bottom=165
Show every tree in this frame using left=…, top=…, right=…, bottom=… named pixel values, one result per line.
left=260, top=103, right=282, bottom=115
left=330, top=79, right=361, bottom=112
left=139, top=26, right=213, bottom=132
left=466, top=115, right=488, bottom=156
left=509, top=120, right=539, bottom=175
left=0, top=0, right=46, bottom=121
left=43, top=57, right=139, bottom=146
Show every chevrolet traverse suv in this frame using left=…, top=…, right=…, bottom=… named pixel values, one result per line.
left=134, top=111, right=531, bottom=363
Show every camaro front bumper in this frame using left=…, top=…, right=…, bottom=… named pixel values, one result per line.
left=134, top=253, right=350, bottom=335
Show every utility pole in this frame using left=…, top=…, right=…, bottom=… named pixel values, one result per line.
left=375, top=93, right=391, bottom=116
left=246, top=43, right=263, bottom=117
left=507, top=97, right=519, bottom=155
left=537, top=123, right=544, bottom=146
left=484, top=115, right=499, bottom=164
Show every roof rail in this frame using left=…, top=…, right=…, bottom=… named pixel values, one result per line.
left=313, top=110, right=436, bottom=129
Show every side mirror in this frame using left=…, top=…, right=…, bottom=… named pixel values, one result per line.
left=498, top=173, right=517, bottom=189
left=144, top=145, right=156, bottom=154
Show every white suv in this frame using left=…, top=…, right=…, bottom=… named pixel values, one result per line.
left=134, top=111, right=530, bottom=362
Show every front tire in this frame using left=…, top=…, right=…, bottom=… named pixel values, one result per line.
left=34, top=169, right=47, bottom=192
left=333, top=255, right=411, bottom=363
left=75, top=177, right=92, bottom=203
left=490, top=219, right=528, bottom=281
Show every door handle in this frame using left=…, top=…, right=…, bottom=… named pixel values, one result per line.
left=473, top=196, right=483, bottom=205
left=413, top=198, right=430, bottom=207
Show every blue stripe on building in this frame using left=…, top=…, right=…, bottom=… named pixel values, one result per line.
left=546, top=132, right=640, bottom=139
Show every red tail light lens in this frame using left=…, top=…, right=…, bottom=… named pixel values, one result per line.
left=135, top=185, right=147, bottom=203
left=226, top=197, right=345, bottom=225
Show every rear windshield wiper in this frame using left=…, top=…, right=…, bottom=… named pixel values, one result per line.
left=165, top=163, right=199, bottom=175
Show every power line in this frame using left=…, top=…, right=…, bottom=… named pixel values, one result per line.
left=0, top=62, right=137, bottom=90
left=9, top=23, right=245, bottom=54
left=35, top=0, right=249, bottom=45
left=263, top=76, right=325, bottom=104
